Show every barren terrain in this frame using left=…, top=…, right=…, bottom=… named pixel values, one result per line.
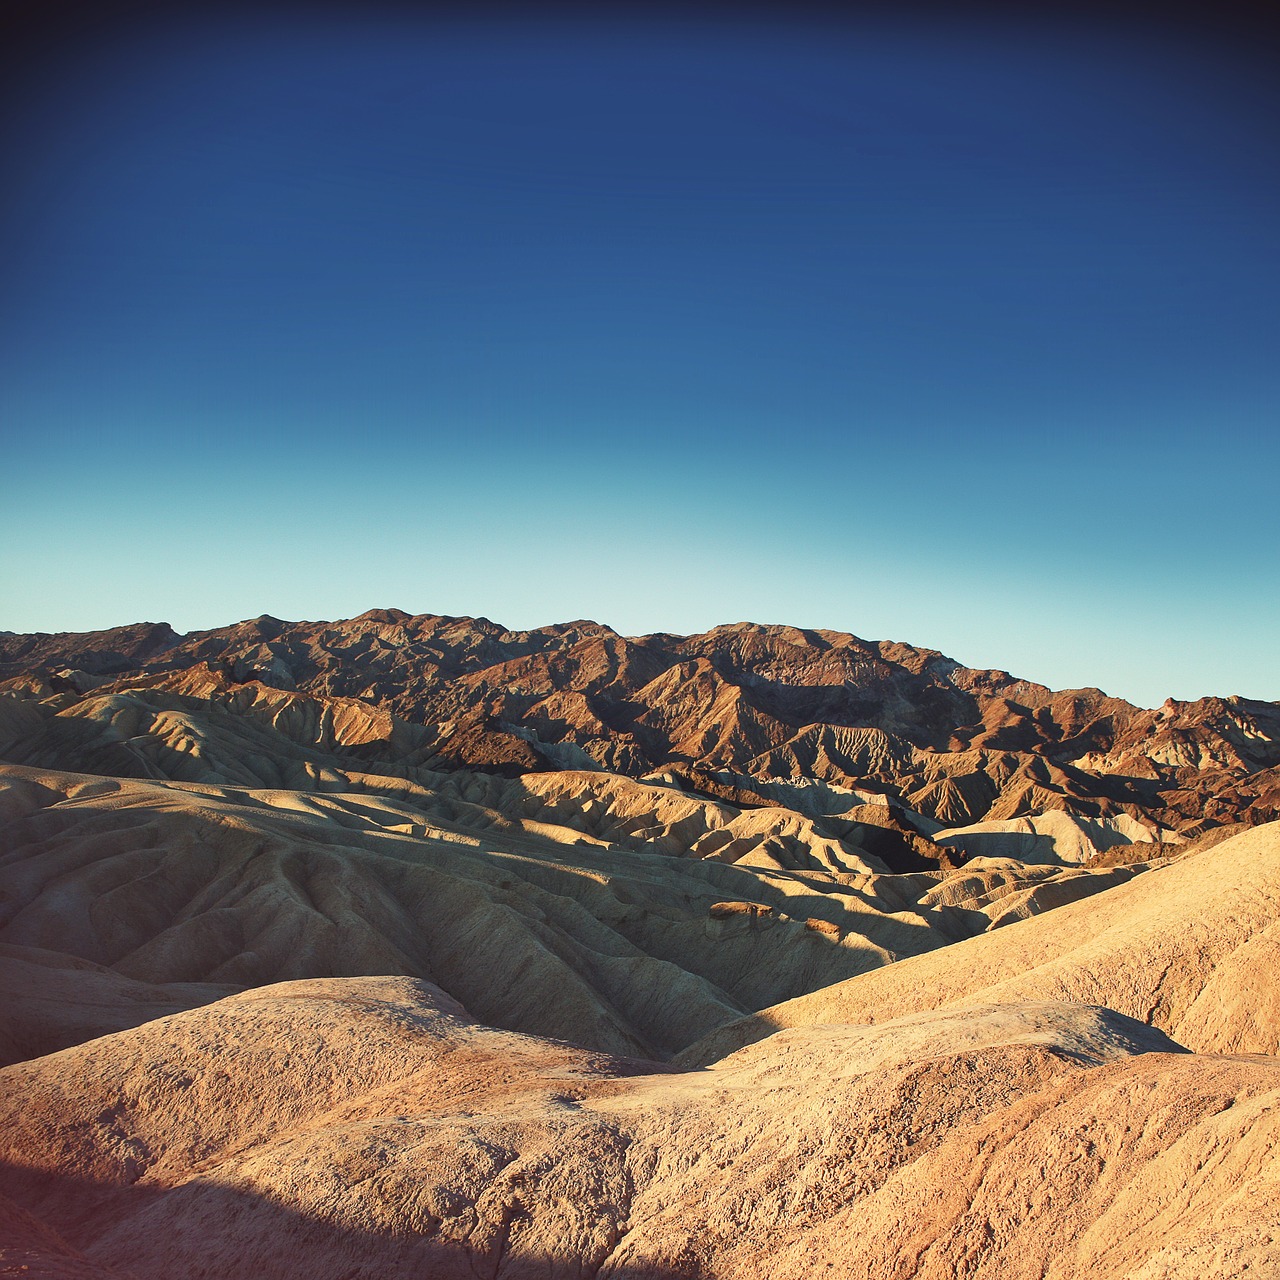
left=1, top=612, right=1277, bottom=1277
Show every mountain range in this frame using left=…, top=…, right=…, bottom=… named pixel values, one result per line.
left=4, top=610, right=1278, bottom=838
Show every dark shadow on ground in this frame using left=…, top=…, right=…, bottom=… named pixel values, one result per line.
left=0, top=1162, right=707, bottom=1280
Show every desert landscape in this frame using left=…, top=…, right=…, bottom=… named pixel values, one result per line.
left=4, top=2, right=1278, bottom=1275
left=1, top=610, right=1278, bottom=1278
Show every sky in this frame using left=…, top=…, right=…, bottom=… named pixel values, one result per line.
left=1, top=1, right=1277, bottom=706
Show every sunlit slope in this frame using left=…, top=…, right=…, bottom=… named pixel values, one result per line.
left=680, top=820, right=1280, bottom=1065
left=2, top=976, right=1276, bottom=1279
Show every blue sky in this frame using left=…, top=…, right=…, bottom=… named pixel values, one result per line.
left=1, top=4, right=1277, bottom=706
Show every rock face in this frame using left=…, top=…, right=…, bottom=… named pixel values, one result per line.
left=1, top=610, right=1278, bottom=1278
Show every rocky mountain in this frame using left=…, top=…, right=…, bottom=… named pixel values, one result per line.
left=2, top=610, right=1277, bottom=839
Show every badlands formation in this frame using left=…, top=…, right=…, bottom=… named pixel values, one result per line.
left=0, top=611, right=1278, bottom=1277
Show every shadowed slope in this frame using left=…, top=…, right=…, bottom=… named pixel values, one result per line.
left=0, top=944, right=239, bottom=1066
left=0, top=1190, right=130, bottom=1280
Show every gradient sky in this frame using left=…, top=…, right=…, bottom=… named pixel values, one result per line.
left=2, top=2, right=1277, bottom=706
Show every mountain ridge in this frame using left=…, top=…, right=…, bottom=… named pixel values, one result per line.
left=3, top=611, right=1276, bottom=837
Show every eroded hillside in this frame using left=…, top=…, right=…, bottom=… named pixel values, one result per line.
left=2, top=612, right=1277, bottom=1278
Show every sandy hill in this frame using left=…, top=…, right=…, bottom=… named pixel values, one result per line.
left=0, top=742, right=1159, bottom=1066
left=1, top=670, right=1192, bottom=1065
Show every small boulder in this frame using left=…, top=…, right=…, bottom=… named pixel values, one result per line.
left=709, top=901, right=773, bottom=919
